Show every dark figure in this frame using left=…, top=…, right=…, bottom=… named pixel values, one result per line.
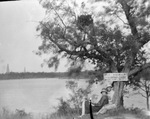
left=84, top=88, right=109, bottom=114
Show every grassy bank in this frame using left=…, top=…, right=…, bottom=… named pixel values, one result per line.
left=0, top=108, right=149, bottom=119
left=79, top=108, right=150, bottom=119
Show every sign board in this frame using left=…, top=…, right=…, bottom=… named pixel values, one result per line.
left=103, top=73, right=128, bottom=81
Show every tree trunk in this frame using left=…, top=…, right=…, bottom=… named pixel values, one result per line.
left=146, top=97, right=149, bottom=110
left=110, top=64, right=125, bottom=108
left=146, top=92, right=149, bottom=110
left=113, top=81, right=124, bottom=108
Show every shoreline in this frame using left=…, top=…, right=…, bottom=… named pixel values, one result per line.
left=0, top=77, right=89, bottom=80
left=0, top=72, right=91, bottom=80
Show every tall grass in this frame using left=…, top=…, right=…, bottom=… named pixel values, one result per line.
left=0, top=108, right=79, bottom=119
left=1, top=107, right=149, bottom=119
left=0, top=108, right=33, bottom=119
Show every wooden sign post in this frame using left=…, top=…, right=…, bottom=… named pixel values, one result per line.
left=103, top=73, right=128, bottom=82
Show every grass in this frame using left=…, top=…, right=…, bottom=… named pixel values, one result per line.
left=79, top=107, right=150, bottom=119
left=49, top=113, right=78, bottom=119
left=0, top=108, right=78, bottom=119
left=0, top=107, right=149, bottom=119
left=0, top=108, right=33, bottom=119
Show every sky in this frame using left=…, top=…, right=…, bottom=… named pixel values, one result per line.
left=0, top=0, right=69, bottom=73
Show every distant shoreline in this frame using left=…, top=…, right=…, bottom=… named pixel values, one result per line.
left=0, top=71, right=92, bottom=80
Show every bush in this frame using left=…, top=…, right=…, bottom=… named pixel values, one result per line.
left=51, top=97, right=81, bottom=117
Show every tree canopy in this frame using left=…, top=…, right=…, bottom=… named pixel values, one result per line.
left=37, top=0, right=150, bottom=76
left=37, top=0, right=150, bottom=107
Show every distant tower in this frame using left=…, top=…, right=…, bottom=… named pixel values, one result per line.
left=24, top=67, right=26, bottom=73
left=6, top=64, right=10, bottom=74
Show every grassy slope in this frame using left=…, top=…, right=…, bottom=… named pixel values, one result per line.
left=0, top=109, right=150, bottom=119
left=75, top=108, right=150, bottom=119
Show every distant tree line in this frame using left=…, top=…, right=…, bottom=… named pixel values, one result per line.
left=0, top=70, right=95, bottom=80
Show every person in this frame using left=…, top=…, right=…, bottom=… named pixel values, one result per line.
left=106, top=83, right=115, bottom=104
left=80, top=88, right=109, bottom=116
left=96, top=82, right=116, bottom=114
left=92, top=88, right=109, bottom=112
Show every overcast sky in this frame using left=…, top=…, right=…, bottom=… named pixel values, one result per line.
left=0, top=0, right=69, bottom=73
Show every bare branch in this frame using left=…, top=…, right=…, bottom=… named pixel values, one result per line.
left=138, top=86, right=146, bottom=92
left=51, top=5, right=67, bottom=28
left=114, top=12, right=129, bottom=25
left=138, top=91, right=147, bottom=98
left=139, top=80, right=146, bottom=87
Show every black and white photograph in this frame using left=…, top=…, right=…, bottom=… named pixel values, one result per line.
left=0, top=0, right=150, bottom=119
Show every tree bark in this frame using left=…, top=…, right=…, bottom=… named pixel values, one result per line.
left=146, top=96, right=149, bottom=110
left=110, top=64, right=125, bottom=108
left=145, top=89, right=150, bottom=110
left=111, top=64, right=130, bottom=108
left=113, top=81, right=124, bottom=108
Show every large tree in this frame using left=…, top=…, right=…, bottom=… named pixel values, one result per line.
left=37, top=0, right=150, bottom=108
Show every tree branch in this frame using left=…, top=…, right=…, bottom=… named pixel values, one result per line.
left=118, top=0, right=138, bottom=37
left=52, top=7, right=67, bottom=28
left=47, top=33, right=110, bottom=64
left=138, top=91, right=146, bottom=98
left=114, top=12, right=129, bottom=25
left=138, top=86, right=146, bottom=92
left=129, top=63, right=150, bottom=76
left=139, top=81, right=146, bottom=88
left=118, top=0, right=142, bottom=73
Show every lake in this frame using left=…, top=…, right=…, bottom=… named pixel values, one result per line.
left=0, top=78, right=87, bottom=114
left=0, top=78, right=147, bottom=115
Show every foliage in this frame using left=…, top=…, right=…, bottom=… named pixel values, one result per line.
left=37, top=0, right=150, bottom=80
left=65, top=80, right=91, bottom=113
left=77, top=14, right=93, bottom=31
left=0, top=108, right=32, bottom=119
left=54, top=98, right=76, bottom=116
left=37, top=0, right=150, bottom=107
left=67, top=66, right=82, bottom=78
left=50, top=80, right=91, bottom=117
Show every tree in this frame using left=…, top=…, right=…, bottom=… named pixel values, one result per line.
left=133, top=68, right=150, bottom=110
left=37, top=0, right=150, bottom=108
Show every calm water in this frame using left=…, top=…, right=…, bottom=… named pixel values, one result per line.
left=0, top=78, right=79, bottom=114
left=0, top=78, right=147, bottom=115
